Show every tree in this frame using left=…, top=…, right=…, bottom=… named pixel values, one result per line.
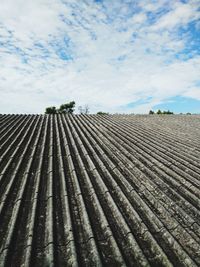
left=58, top=101, right=75, bottom=114
left=45, top=106, right=57, bottom=114
left=163, top=110, right=173, bottom=114
left=157, top=109, right=162, bottom=114
left=97, top=111, right=109, bottom=115
left=149, top=110, right=154, bottom=115
left=45, top=101, right=76, bottom=114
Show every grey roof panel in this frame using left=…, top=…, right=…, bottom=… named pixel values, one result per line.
left=0, top=114, right=200, bottom=267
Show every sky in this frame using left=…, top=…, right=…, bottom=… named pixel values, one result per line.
left=0, top=0, right=200, bottom=114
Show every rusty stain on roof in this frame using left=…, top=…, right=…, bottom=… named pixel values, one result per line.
left=0, top=114, right=200, bottom=267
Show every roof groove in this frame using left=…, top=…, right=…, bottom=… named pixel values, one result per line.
left=53, top=114, right=78, bottom=266
left=22, top=115, right=49, bottom=267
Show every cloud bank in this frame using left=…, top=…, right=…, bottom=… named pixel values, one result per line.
left=0, top=0, right=200, bottom=113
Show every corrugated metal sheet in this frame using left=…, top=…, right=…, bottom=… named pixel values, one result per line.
left=0, top=114, right=200, bottom=267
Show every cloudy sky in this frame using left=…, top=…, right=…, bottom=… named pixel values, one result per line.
left=0, top=0, right=200, bottom=114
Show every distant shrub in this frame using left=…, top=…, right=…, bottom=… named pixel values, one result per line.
left=162, top=110, right=174, bottom=114
left=156, top=109, right=174, bottom=115
left=149, top=110, right=154, bottom=114
left=45, top=106, right=57, bottom=114
left=45, top=101, right=75, bottom=114
left=58, top=101, right=75, bottom=114
left=97, top=111, right=109, bottom=115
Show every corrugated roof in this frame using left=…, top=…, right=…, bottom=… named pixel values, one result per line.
left=0, top=114, right=200, bottom=267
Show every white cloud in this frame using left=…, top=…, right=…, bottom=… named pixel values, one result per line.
left=151, top=1, right=200, bottom=30
left=183, top=87, right=200, bottom=100
left=0, top=0, right=200, bottom=114
left=131, top=13, right=147, bottom=24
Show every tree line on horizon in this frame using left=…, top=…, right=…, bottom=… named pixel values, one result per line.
left=149, top=110, right=192, bottom=115
left=45, top=101, right=107, bottom=115
left=149, top=109, right=174, bottom=115
left=45, top=102, right=193, bottom=115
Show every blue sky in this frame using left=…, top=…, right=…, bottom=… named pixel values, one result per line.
left=0, top=0, right=200, bottom=114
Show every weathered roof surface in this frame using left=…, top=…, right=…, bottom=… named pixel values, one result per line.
left=0, top=114, right=200, bottom=267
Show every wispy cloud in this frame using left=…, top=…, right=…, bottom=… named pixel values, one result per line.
left=0, top=0, right=200, bottom=113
